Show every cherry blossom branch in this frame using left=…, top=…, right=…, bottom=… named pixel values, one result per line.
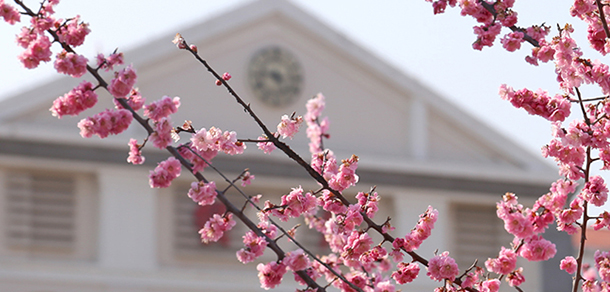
left=166, top=146, right=328, bottom=291
left=477, top=0, right=540, bottom=47
left=595, top=0, right=610, bottom=39
left=181, top=145, right=361, bottom=291
left=178, top=35, right=473, bottom=291
left=12, top=2, right=331, bottom=290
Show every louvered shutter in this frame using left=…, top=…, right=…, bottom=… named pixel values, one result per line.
left=5, top=173, right=76, bottom=254
left=453, top=204, right=511, bottom=270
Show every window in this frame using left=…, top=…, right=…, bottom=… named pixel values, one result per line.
left=452, top=204, right=511, bottom=270
left=0, top=170, right=97, bottom=261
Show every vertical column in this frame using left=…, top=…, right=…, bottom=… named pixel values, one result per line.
left=98, top=166, right=157, bottom=271
left=409, top=98, right=428, bottom=160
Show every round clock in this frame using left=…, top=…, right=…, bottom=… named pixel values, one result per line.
left=247, top=46, right=304, bottom=107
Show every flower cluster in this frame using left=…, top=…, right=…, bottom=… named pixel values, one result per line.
left=77, top=108, right=133, bottom=138
left=426, top=251, right=459, bottom=282
left=392, top=206, right=438, bottom=253
left=148, top=157, right=181, bottom=188
left=199, top=213, right=236, bottom=244
left=108, top=65, right=137, bottom=98
left=190, top=126, right=246, bottom=155
left=188, top=180, right=217, bottom=206
left=277, top=114, right=303, bottom=139
left=127, top=138, right=145, bottom=165
left=50, top=80, right=97, bottom=118
left=499, top=85, right=570, bottom=122
left=143, top=96, right=180, bottom=122
left=53, top=50, right=88, bottom=77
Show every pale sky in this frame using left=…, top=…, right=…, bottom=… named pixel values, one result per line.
left=0, top=0, right=595, bottom=164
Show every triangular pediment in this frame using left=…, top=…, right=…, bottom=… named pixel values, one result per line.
left=0, top=0, right=556, bottom=182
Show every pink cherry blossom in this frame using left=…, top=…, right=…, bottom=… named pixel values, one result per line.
left=499, top=85, right=571, bottom=122
left=283, top=249, right=310, bottom=271
left=392, top=262, right=420, bottom=284
left=199, top=213, right=236, bottom=244
left=143, top=96, right=180, bottom=122
left=507, top=268, right=525, bottom=287
left=114, top=88, right=146, bottom=111
left=240, top=171, right=255, bottom=187
left=427, top=251, right=459, bottom=282
left=485, top=246, right=517, bottom=275
left=236, top=230, right=268, bottom=264
left=188, top=181, right=217, bottom=206
left=595, top=250, right=610, bottom=282
left=96, top=52, right=124, bottom=72
left=50, top=81, right=98, bottom=118
left=77, top=109, right=133, bottom=139
left=222, top=72, right=231, bottom=80
left=18, top=35, right=52, bottom=69
left=277, top=114, right=303, bottom=139
left=480, top=279, right=501, bottom=292
left=342, top=231, right=373, bottom=260
left=592, top=211, right=610, bottom=231
left=257, top=135, right=276, bottom=154
left=579, top=175, right=609, bottom=207
left=56, top=15, right=90, bottom=47
left=172, top=33, right=186, bottom=49
left=501, top=31, right=524, bottom=52
left=520, top=235, right=556, bottom=261
left=329, top=154, right=359, bottom=191
left=150, top=117, right=173, bottom=149
left=108, top=65, right=137, bottom=98
left=54, top=50, right=88, bottom=78
left=280, top=186, right=317, bottom=218
left=127, top=138, right=145, bottom=165
left=148, top=157, right=181, bottom=188
left=257, top=261, right=287, bottom=290
left=0, top=1, right=20, bottom=25
left=560, top=256, right=578, bottom=274
left=15, top=26, right=36, bottom=48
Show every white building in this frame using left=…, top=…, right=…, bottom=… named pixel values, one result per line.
left=0, top=0, right=568, bottom=291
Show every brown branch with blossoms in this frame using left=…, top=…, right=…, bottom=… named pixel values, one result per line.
left=426, top=1, right=610, bottom=292
left=176, top=34, right=479, bottom=291
left=6, top=1, right=339, bottom=291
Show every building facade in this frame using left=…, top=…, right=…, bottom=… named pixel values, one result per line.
left=0, top=1, right=567, bottom=291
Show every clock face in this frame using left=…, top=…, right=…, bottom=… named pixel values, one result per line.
left=247, top=46, right=304, bottom=107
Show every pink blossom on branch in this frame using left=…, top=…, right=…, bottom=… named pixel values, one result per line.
left=53, top=50, right=88, bottom=77
left=143, top=96, right=180, bottom=122
left=391, top=262, right=420, bottom=284
left=257, top=261, right=287, bottom=290
left=0, top=1, right=21, bottom=25
left=56, top=15, right=90, bottom=47
left=108, top=65, right=137, bottom=98
left=236, top=230, right=268, bottom=264
left=96, top=52, right=124, bottom=72
left=77, top=108, right=133, bottom=139
left=18, top=35, right=52, bottom=69
left=188, top=180, right=217, bottom=206
left=50, top=81, right=98, bottom=118
left=579, top=175, right=609, bottom=207
left=560, top=256, right=578, bottom=274
left=127, top=138, right=145, bottom=165
left=148, top=156, right=181, bottom=188
left=519, top=235, right=556, bottom=261
left=277, top=114, right=303, bottom=139
left=485, top=246, right=517, bottom=275
left=199, top=213, right=236, bottom=244
left=501, top=31, right=525, bottom=52
left=426, top=251, right=459, bottom=282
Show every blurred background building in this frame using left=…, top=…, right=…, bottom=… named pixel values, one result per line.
left=0, top=0, right=567, bottom=291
